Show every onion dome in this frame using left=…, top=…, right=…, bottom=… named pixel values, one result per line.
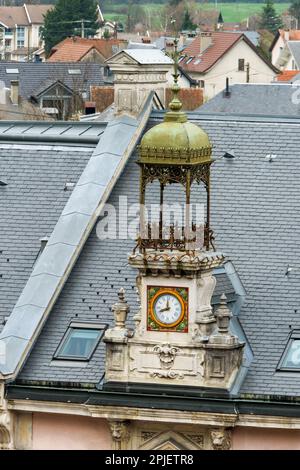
left=138, top=58, right=212, bottom=166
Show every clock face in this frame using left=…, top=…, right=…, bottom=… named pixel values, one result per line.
left=147, top=287, right=188, bottom=332
left=153, top=293, right=183, bottom=326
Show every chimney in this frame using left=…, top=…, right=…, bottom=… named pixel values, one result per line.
left=10, top=80, right=19, bottom=105
left=224, top=77, right=231, bottom=98
left=200, top=32, right=213, bottom=54
left=284, top=30, right=290, bottom=41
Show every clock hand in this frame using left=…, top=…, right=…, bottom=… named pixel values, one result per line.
left=160, top=306, right=171, bottom=313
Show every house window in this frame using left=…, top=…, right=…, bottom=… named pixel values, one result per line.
left=238, top=59, right=245, bottom=71
left=54, top=322, right=106, bottom=361
left=17, top=26, right=25, bottom=48
left=277, top=331, right=300, bottom=371
left=200, top=80, right=205, bottom=88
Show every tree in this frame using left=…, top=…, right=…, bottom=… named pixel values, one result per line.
left=42, top=0, right=99, bottom=57
left=260, top=0, right=282, bottom=35
left=182, top=9, right=196, bottom=31
left=126, top=1, right=145, bottom=32
left=289, top=0, right=300, bottom=28
left=168, top=0, right=182, bottom=6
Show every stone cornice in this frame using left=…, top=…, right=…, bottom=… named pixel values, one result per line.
left=7, top=399, right=300, bottom=429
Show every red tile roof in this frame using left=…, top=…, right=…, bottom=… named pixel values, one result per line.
left=48, top=37, right=126, bottom=62
left=280, top=29, right=300, bottom=41
left=180, top=32, right=243, bottom=73
left=276, top=70, right=299, bottom=82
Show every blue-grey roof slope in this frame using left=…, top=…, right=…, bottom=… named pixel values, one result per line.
left=0, top=62, right=104, bottom=101
left=198, top=83, right=300, bottom=116
left=0, top=95, right=154, bottom=380
left=288, top=41, right=300, bottom=69
left=3, top=109, right=300, bottom=398
left=21, top=112, right=300, bottom=397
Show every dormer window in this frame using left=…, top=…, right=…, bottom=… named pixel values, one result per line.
left=278, top=330, right=300, bottom=371
left=54, top=322, right=106, bottom=361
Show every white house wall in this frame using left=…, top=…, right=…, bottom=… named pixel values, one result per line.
left=189, top=39, right=276, bottom=100
left=272, top=35, right=285, bottom=66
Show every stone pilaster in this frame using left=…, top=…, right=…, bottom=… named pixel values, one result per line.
left=0, top=382, right=14, bottom=450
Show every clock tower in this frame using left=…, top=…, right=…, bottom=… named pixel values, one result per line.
left=104, top=41, right=244, bottom=393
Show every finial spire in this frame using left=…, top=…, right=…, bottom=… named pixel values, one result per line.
left=167, top=19, right=183, bottom=112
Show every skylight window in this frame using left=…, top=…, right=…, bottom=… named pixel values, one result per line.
left=278, top=331, right=300, bottom=371
left=178, top=56, right=185, bottom=63
left=68, top=69, right=81, bottom=75
left=54, top=322, right=106, bottom=361
left=6, top=68, right=19, bottom=74
left=186, top=57, right=194, bottom=65
left=194, top=59, right=202, bottom=65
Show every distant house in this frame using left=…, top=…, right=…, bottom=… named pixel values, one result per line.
left=0, top=62, right=104, bottom=120
left=48, top=37, right=127, bottom=65
left=270, top=29, right=300, bottom=66
left=180, top=32, right=278, bottom=99
left=95, top=3, right=122, bottom=38
left=197, top=83, right=300, bottom=117
left=273, top=40, right=300, bottom=71
left=0, top=3, right=53, bottom=61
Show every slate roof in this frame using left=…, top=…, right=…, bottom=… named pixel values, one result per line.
left=198, top=83, right=300, bottom=116
left=0, top=63, right=104, bottom=101
left=2, top=109, right=300, bottom=398
left=0, top=123, right=104, bottom=337
left=287, top=41, right=300, bottom=69
left=0, top=111, right=295, bottom=398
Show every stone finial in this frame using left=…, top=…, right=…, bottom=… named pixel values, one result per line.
left=215, top=294, right=232, bottom=335
left=112, top=288, right=129, bottom=329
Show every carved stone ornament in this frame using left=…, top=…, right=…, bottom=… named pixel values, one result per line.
left=108, top=420, right=130, bottom=450
left=153, top=343, right=179, bottom=369
left=150, top=370, right=184, bottom=379
left=141, top=431, right=159, bottom=443
left=0, top=384, right=13, bottom=450
left=112, top=288, right=130, bottom=329
left=210, top=428, right=232, bottom=450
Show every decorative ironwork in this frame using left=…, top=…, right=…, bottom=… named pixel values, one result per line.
left=134, top=222, right=215, bottom=253
left=140, top=163, right=211, bottom=188
left=134, top=34, right=216, bottom=255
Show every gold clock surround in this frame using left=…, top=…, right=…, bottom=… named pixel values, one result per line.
left=147, top=286, right=189, bottom=333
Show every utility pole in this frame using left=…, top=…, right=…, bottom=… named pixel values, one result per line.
left=246, top=62, right=250, bottom=83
